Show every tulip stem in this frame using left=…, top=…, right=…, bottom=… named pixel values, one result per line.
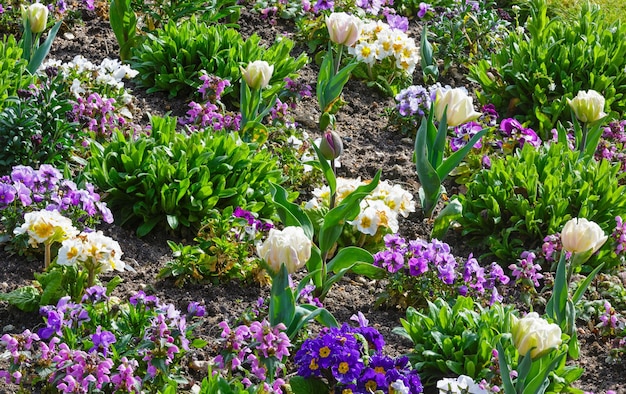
left=335, top=45, right=343, bottom=75
left=579, top=123, right=588, bottom=153
left=329, top=158, right=337, bottom=210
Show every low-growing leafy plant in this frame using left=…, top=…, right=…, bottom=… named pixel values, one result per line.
left=85, top=115, right=282, bottom=236
left=132, top=0, right=240, bottom=32
left=458, top=144, right=626, bottom=272
left=159, top=207, right=274, bottom=285
left=416, top=0, right=511, bottom=72
left=457, top=142, right=626, bottom=269
left=0, top=35, right=33, bottom=110
left=393, top=296, right=512, bottom=386
left=469, top=0, right=626, bottom=137
left=212, top=317, right=291, bottom=393
left=0, top=70, right=81, bottom=172
left=1, top=210, right=124, bottom=312
left=129, top=18, right=308, bottom=99
left=0, top=287, right=207, bottom=392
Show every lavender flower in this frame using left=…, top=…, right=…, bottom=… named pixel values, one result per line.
left=500, top=118, right=541, bottom=148
left=509, top=251, right=544, bottom=289
left=450, top=121, right=484, bottom=152
left=214, top=319, right=290, bottom=393
left=613, top=216, right=626, bottom=255
left=417, top=2, right=433, bottom=18
left=395, top=85, right=431, bottom=117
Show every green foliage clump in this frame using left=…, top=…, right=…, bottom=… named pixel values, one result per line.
left=469, top=0, right=626, bottom=137
left=0, top=36, right=33, bottom=111
left=0, top=73, right=81, bottom=172
left=394, top=296, right=512, bottom=386
left=159, top=206, right=270, bottom=286
left=132, top=0, right=240, bottom=32
left=85, top=115, right=282, bottom=237
left=457, top=143, right=626, bottom=269
left=129, top=18, right=308, bottom=99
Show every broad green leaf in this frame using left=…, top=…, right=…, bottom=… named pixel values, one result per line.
left=270, top=183, right=314, bottom=239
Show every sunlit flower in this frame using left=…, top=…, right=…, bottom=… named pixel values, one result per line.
left=14, top=210, right=78, bottom=247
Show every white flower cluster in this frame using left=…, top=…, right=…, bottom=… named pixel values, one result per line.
left=14, top=209, right=125, bottom=273
left=348, top=20, right=420, bottom=75
left=41, top=55, right=138, bottom=99
left=437, top=375, right=488, bottom=394
left=14, top=210, right=79, bottom=248
left=58, top=230, right=125, bottom=272
left=305, top=177, right=415, bottom=236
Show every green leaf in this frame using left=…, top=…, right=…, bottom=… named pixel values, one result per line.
left=270, top=183, right=314, bottom=239
left=311, top=143, right=336, bottom=195
left=431, top=199, right=463, bottom=239
left=0, top=286, right=41, bottom=312
left=27, top=21, right=62, bottom=74
left=289, top=376, right=329, bottom=394
left=318, top=170, right=381, bottom=254
left=269, top=264, right=295, bottom=329
left=436, top=128, right=489, bottom=181
left=415, top=116, right=442, bottom=217
left=572, top=262, right=604, bottom=304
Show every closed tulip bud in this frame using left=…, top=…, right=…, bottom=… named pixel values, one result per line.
left=434, top=88, right=482, bottom=127
left=240, top=60, right=274, bottom=90
left=25, top=3, right=49, bottom=33
left=511, top=312, right=562, bottom=359
left=561, top=217, right=607, bottom=255
left=325, top=12, right=362, bottom=46
left=567, top=90, right=607, bottom=123
left=257, top=226, right=312, bottom=274
left=319, top=131, right=343, bottom=160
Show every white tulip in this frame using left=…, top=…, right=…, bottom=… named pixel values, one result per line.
left=240, top=60, right=274, bottom=90
left=325, top=12, right=363, bottom=47
left=257, top=226, right=312, bottom=274
left=511, top=312, right=562, bottom=359
left=434, top=88, right=482, bottom=127
left=561, top=217, right=607, bottom=255
left=567, top=90, right=607, bottom=123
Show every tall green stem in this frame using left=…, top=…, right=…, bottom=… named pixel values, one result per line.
left=579, top=123, right=588, bottom=153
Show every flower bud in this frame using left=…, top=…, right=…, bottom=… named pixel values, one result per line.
left=561, top=217, right=607, bottom=255
left=434, top=88, right=482, bottom=127
left=257, top=226, right=312, bottom=274
left=567, top=90, right=607, bottom=123
left=319, top=131, right=343, bottom=160
left=25, top=3, right=49, bottom=33
left=511, top=312, right=562, bottom=359
left=240, top=60, right=274, bottom=90
left=325, top=12, right=362, bottom=46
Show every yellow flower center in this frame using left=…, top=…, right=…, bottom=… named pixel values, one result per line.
left=342, top=389, right=354, bottom=394
left=374, top=366, right=385, bottom=374
left=360, top=216, right=372, bottom=228
left=309, top=358, right=319, bottom=370
left=32, top=222, right=54, bottom=240
left=319, top=346, right=331, bottom=358
left=360, top=46, right=371, bottom=57
left=67, top=246, right=80, bottom=260
left=338, top=361, right=349, bottom=374
left=365, top=380, right=378, bottom=391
